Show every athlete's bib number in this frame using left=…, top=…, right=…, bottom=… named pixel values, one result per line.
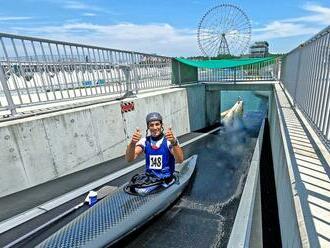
left=149, top=155, right=163, bottom=170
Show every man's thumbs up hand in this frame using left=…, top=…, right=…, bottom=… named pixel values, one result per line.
left=165, top=127, right=176, bottom=145
left=131, top=127, right=142, bottom=144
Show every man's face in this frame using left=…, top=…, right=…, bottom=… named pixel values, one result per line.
left=148, top=121, right=162, bottom=137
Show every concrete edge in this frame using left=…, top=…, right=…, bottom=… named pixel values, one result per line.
left=227, top=119, right=265, bottom=247
left=273, top=84, right=308, bottom=247
left=0, top=86, right=181, bottom=127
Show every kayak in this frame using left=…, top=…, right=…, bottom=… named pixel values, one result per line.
left=221, top=99, right=244, bottom=126
left=36, top=155, right=197, bottom=248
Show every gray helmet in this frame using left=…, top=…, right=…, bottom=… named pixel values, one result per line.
left=146, top=112, right=162, bottom=124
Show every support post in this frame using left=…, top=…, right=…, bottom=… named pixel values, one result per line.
left=293, top=48, right=302, bottom=107
left=119, top=65, right=134, bottom=98
left=234, top=67, right=237, bottom=83
left=130, top=52, right=139, bottom=94
left=178, top=61, right=182, bottom=85
left=0, top=65, right=17, bottom=115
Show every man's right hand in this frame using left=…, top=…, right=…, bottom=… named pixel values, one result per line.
left=131, top=128, right=142, bottom=145
left=126, top=128, right=143, bottom=162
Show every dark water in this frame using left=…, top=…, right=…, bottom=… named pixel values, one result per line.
left=115, top=107, right=266, bottom=247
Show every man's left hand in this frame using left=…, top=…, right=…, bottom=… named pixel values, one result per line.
left=165, top=127, right=177, bottom=145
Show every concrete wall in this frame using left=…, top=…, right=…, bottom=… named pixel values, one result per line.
left=0, top=85, right=217, bottom=197
left=184, top=84, right=207, bottom=131
left=268, top=91, right=302, bottom=247
left=249, top=175, right=263, bottom=248
left=227, top=120, right=264, bottom=248
left=206, top=90, right=220, bottom=126
left=0, top=88, right=195, bottom=197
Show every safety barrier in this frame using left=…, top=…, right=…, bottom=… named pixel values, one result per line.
left=281, top=25, right=330, bottom=147
left=198, top=57, right=280, bottom=82
left=0, top=33, right=172, bottom=115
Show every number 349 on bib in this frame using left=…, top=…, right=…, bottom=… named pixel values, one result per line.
left=149, top=155, right=163, bottom=170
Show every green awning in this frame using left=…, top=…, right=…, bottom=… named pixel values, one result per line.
left=175, top=57, right=277, bottom=69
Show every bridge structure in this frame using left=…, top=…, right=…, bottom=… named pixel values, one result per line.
left=0, top=26, right=329, bottom=247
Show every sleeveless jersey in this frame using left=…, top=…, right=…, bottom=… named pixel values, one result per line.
left=145, top=136, right=175, bottom=179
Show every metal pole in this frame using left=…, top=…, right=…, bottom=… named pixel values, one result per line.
left=234, top=67, right=237, bottom=83
left=293, top=47, right=302, bottom=107
left=11, top=39, right=33, bottom=103
left=131, top=52, right=139, bottom=94
left=178, top=61, right=181, bottom=85
left=125, top=66, right=132, bottom=93
left=119, top=64, right=133, bottom=98
left=277, top=57, right=281, bottom=80
left=0, top=65, right=17, bottom=115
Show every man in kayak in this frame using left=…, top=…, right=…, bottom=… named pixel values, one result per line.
left=125, top=112, right=184, bottom=194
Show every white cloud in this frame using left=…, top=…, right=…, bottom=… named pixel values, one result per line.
left=12, top=22, right=198, bottom=57
left=283, top=3, right=330, bottom=25
left=64, top=1, right=93, bottom=10
left=252, top=3, right=330, bottom=42
left=0, top=16, right=33, bottom=21
left=82, top=13, right=97, bottom=17
left=62, top=0, right=115, bottom=15
left=252, top=21, right=320, bottom=41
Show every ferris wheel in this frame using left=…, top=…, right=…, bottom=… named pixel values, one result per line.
left=197, top=4, right=251, bottom=57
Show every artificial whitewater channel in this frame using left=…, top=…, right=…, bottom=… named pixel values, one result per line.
left=3, top=91, right=269, bottom=247
left=113, top=91, right=268, bottom=247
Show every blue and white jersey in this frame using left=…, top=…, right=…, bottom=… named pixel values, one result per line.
left=137, top=136, right=176, bottom=179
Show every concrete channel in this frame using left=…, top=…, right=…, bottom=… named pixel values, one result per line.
left=0, top=81, right=329, bottom=247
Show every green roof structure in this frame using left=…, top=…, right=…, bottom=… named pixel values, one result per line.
left=175, top=57, right=277, bottom=69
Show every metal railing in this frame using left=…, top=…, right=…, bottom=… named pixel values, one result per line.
left=281, top=25, right=330, bottom=145
left=0, top=33, right=172, bottom=116
left=198, top=57, right=280, bottom=82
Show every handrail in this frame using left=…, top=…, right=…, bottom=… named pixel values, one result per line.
left=0, top=32, right=169, bottom=59
left=280, top=25, right=330, bottom=147
left=287, top=25, right=330, bottom=55
left=0, top=33, right=172, bottom=116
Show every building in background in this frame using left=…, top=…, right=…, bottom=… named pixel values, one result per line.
left=249, top=41, right=269, bottom=57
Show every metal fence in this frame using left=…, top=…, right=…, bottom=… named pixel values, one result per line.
left=0, top=33, right=172, bottom=115
left=198, top=57, right=280, bottom=82
left=281, top=25, right=330, bottom=145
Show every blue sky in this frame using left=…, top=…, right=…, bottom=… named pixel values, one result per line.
left=0, top=0, right=329, bottom=56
